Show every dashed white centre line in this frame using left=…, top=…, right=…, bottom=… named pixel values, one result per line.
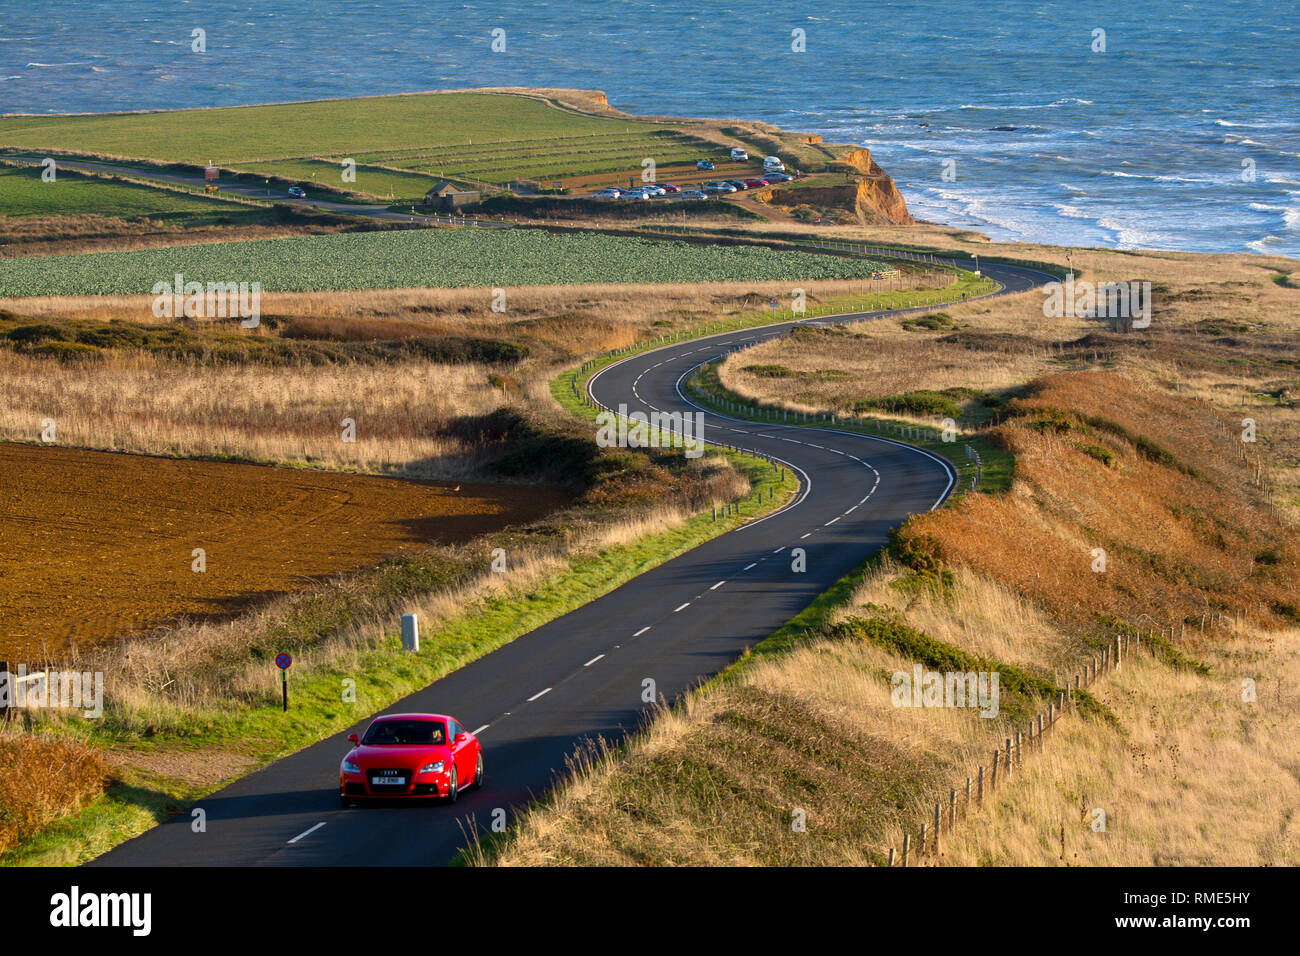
left=710, top=581, right=726, bottom=590
left=288, top=822, right=325, bottom=844
left=743, top=562, right=757, bottom=571
left=584, top=655, right=605, bottom=667
left=633, top=626, right=651, bottom=637
left=846, top=505, right=858, bottom=514
left=527, top=688, right=551, bottom=702
left=773, top=547, right=787, bottom=553
left=825, top=517, right=841, bottom=526
left=472, top=724, right=490, bottom=735
left=673, top=602, right=691, bottom=613
left=801, top=532, right=812, bottom=539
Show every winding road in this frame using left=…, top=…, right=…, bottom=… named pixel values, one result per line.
left=92, top=259, right=1053, bottom=867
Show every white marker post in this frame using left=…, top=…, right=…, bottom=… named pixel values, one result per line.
left=401, top=613, right=420, bottom=652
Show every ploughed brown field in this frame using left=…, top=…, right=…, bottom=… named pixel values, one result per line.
left=0, top=442, right=569, bottom=659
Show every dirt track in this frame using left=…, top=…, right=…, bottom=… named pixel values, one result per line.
left=0, top=442, right=569, bottom=660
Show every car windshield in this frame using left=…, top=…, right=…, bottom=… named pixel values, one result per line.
left=362, top=719, right=445, bottom=745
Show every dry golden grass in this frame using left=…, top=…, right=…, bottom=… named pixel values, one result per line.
left=0, top=350, right=504, bottom=477
left=937, top=628, right=1300, bottom=866
left=0, top=732, right=108, bottom=856
left=0, top=212, right=359, bottom=258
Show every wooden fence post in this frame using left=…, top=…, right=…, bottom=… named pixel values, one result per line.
left=888, top=847, right=895, bottom=868
left=934, top=803, right=941, bottom=855
left=1006, top=738, right=1014, bottom=777
left=990, top=750, right=999, bottom=791
left=901, top=833, right=910, bottom=868
left=1038, top=713, right=1045, bottom=749
left=919, top=823, right=927, bottom=858
left=964, top=777, right=971, bottom=816
left=949, top=789, right=956, bottom=832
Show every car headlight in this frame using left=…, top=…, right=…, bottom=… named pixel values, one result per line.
left=343, top=760, right=361, bottom=774
left=419, top=761, right=445, bottom=774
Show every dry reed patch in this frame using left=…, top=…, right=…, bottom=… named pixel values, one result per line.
left=2, top=277, right=930, bottom=354
left=844, top=560, right=1090, bottom=677
left=0, top=441, right=570, bottom=659
left=0, top=213, right=355, bottom=258
left=936, top=629, right=1300, bottom=866
left=0, top=732, right=108, bottom=856
left=0, top=351, right=504, bottom=476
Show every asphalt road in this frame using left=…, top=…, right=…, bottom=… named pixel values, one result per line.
left=92, top=260, right=1053, bottom=867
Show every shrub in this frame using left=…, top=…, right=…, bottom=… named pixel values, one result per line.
left=742, top=364, right=796, bottom=378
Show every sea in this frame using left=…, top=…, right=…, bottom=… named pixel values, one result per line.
left=2, top=0, right=1297, bottom=256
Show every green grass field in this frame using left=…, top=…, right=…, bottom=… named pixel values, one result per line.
left=0, top=163, right=252, bottom=221
left=0, top=228, right=892, bottom=297
left=0, top=91, right=710, bottom=198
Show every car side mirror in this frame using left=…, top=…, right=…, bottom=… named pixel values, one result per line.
left=454, top=733, right=467, bottom=746
left=347, top=733, right=359, bottom=746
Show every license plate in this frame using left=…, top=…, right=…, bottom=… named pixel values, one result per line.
left=372, top=777, right=406, bottom=785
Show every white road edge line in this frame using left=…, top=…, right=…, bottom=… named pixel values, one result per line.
left=288, top=822, right=326, bottom=844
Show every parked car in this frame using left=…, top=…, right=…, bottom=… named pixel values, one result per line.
left=592, top=187, right=623, bottom=199
left=763, top=171, right=792, bottom=183
left=696, top=159, right=715, bottom=170
left=645, top=184, right=666, bottom=196
left=762, top=156, right=785, bottom=172
left=681, top=189, right=706, bottom=199
left=730, top=147, right=749, bottom=161
left=340, top=713, right=482, bottom=805
left=287, top=185, right=307, bottom=198
left=655, top=183, right=681, bottom=193
left=623, top=188, right=654, bottom=200
left=703, top=181, right=735, bottom=194
left=724, top=179, right=748, bottom=190
left=744, top=178, right=770, bottom=189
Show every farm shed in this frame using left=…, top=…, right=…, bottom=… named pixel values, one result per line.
left=424, top=181, right=480, bottom=210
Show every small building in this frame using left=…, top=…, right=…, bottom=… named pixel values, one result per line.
left=424, top=181, right=480, bottom=210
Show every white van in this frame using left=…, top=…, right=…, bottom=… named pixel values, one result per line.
left=730, top=147, right=748, bottom=161
left=763, top=155, right=785, bottom=172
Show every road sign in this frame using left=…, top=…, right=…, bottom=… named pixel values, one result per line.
left=276, top=653, right=292, bottom=670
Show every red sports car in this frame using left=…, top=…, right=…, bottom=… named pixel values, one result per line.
left=339, top=713, right=482, bottom=806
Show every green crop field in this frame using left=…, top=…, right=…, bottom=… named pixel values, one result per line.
left=0, top=92, right=666, bottom=164
left=0, top=164, right=251, bottom=220
left=0, top=228, right=891, bottom=297
left=0, top=91, right=715, bottom=197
